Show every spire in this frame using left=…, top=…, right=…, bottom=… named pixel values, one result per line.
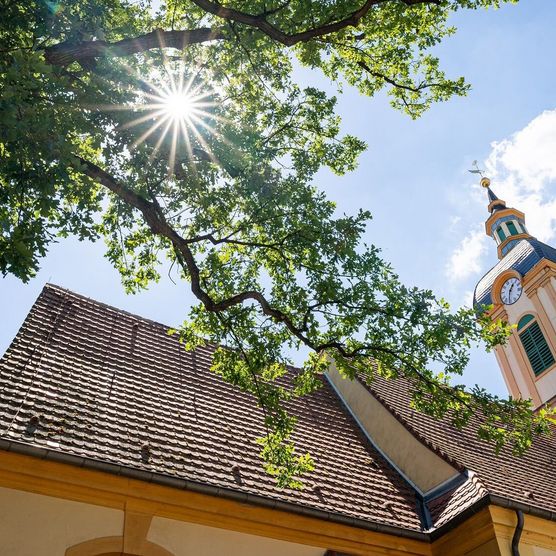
left=480, top=177, right=530, bottom=259
left=487, top=188, right=498, bottom=202
left=481, top=177, right=506, bottom=213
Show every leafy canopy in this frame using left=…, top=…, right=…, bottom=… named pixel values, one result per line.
left=2, top=0, right=547, bottom=488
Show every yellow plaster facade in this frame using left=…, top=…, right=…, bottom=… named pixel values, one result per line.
left=0, top=450, right=431, bottom=556
left=2, top=449, right=556, bottom=556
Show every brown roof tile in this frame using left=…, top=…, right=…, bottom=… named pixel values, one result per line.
left=0, top=284, right=423, bottom=532
left=427, top=473, right=488, bottom=529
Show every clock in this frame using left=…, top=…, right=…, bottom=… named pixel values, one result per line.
left=500, top=277, right=522, bottom=305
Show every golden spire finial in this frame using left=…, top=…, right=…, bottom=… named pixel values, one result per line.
left=480, top=176, right=491, bottom=188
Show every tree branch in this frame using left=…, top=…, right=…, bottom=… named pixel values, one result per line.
left=75, top=159, right=485, bottom=415
left=190, top=0, right=439, bottom=46
left=73, top=158, right=534, bottom=451
left=74, top=156, right=313, bottom=344
left=42, top=0, right=440, bottom=69
left=44, top=28, right=225, bottom=67
left=357, top=60, right=440, bottom=93
left=75, top=158, right=385, bottom=357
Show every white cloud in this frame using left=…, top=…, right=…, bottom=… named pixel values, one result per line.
left=485, top=109, right=556, bottom=243
left=448, top=215, right=462, bottom=231
left=445, top=227, right=488, bottom=283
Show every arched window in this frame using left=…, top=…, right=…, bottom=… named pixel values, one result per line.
left=518, top=315, right=555, bottom=376
left=496, top=226, right=506, bottom=242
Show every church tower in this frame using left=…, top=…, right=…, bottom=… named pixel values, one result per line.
left=474, top=177, right=556, bottom=409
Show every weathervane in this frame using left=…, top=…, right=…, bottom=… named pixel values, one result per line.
left=468, top=160, right=490, bottom=188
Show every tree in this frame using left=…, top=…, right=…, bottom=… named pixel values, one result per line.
left=2, top=0, right=551, bottom=488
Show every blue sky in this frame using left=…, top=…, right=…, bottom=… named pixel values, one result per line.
left=3, top=0, right=556, bottom=398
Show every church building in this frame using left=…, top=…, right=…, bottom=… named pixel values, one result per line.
left=1, top=180, right=556, bottom=555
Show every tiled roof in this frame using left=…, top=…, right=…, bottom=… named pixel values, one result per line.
left=2, top=284, right=554, bottom=536
left=474, top=238, right=556, bottom=307
left=0, top=284, right=423, bottom=532
left=366, top=376, right=556, bottom=520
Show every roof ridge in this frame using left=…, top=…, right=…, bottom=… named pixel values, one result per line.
left=42, top=283, right=299, bottom=370
left=43, top=283, right=178, bottom=332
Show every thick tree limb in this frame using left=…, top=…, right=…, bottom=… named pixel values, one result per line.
left=42, top=0, right=438, bottom=68
left=44, top=28, right=225, bottom=67
left=74, top=156, right=314, bottom=344
left=190, top=0, right=440, bottom=46
left=74, top=157, right=388, bottom=357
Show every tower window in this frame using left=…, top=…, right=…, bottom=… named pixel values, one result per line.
left=517, top=315, right=534, bottom=330
left=497, top=226, right=506, bottom=242
left=518, top=315, right=555, bottom=376
left=506, top=221, right=519, bottom=236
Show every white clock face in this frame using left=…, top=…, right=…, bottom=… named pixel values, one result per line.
left=500, top=277, right=522, bottom=305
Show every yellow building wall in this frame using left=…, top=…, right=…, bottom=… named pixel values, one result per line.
left=0, top=486, right=325, bottom=556
left=430, top=506, right=556, bottom=556
left=432, top=507, right=499, bottom=556
left=489, top=268, right=556, bottom=407
left=1, top=450, right=556, bottom=556
left=0, top=450, right=431, bottom=556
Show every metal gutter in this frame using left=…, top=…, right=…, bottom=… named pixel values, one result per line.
left=423, top=472, right=468, bottom=503
left=0, top=438, right=429, bottom=542
left=413, top=473, right=470, bottom=533
left=429, top=493, right=556, bottom=542
left=489, top=494, right=556, bottom=523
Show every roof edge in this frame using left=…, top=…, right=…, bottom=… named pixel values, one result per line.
left=42, top=283, right=177, bottom=332
left=488, top=494, right=556, bottom=523
left=3, top=439, right=555, bottom=543
left=0, top=438, right=430, bottom=542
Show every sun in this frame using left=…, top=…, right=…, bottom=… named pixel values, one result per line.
left=161, top=92, right=198, bottom=121
left=114, top=70, right=220, bottom=173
